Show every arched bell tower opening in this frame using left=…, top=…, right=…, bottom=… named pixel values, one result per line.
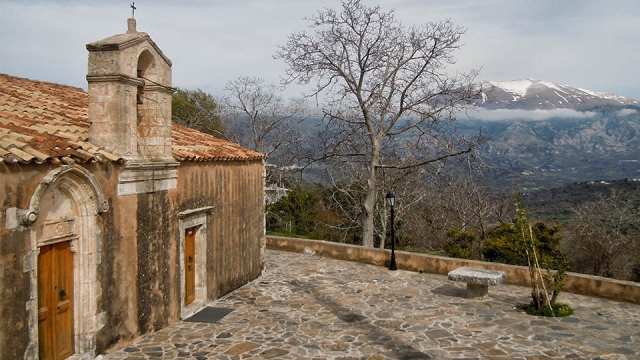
left=136, top=50, right=156, bottom=113
left=135, top=50, right=153, bottom=134
left=86, top=18, right=178, bottom=195
left=135, top=49, right=173, bottom=160
left=137, top=49, right=156, bottom=80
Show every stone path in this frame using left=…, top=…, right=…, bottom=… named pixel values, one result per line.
left=104, top=250, right=640, bottom=359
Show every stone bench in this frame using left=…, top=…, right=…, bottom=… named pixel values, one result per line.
left=447, top=267, right=507, bottom=299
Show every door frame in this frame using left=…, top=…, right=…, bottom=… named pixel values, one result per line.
left=22, top=165, right=107, bottom=359
left=38, top=241, right=75, bottom=360
left=178, top=206, right=212, bottom=319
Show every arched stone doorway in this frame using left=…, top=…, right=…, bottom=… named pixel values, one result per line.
left=22, top=166, right=107, bottom=359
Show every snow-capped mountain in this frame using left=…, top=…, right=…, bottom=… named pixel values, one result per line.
left=480, top=79, right=640, bottom=110
left=460, top=79, right=640, bottom=189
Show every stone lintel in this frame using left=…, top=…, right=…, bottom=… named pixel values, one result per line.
left=178, top=206, right=214, bottom=219
left=117, top=161, right=179, bottom=195
left=86, top=74, right=144, bottom=87
left=144, top=84, right=177, bottom=94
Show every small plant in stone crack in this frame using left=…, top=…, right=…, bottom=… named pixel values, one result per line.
left=512, top=194, right=573, bottom=317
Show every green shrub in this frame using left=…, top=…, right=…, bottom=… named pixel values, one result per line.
left=520, top=302, right=574, bottom=317
left=487, top=194, right=571, bottom=314
left=482, top=221, right=567, bottom=268
left=443, top=229, right=475, bottom=259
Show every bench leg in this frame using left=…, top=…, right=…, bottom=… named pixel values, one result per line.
left=466, top=283, right=489, bottom=299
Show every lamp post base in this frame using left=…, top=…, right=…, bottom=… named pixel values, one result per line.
left=389, top=254, right=397, bottom=271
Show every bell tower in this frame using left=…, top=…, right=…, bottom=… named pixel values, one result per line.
left=86, top=18, right=179, bottom=195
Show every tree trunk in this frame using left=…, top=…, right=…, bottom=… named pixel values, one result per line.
left=362, top=168, right=376, bottom=247
left=378, top=204, right=388, bottom=249
left=361, top=144, right=380, bottom=247
left=531, top=290, right=548, bottom=310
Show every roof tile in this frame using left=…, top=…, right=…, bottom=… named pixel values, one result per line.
left=22, top=147, right=50, bottom=161
left=0, top=73, right=264, bottom=165
left=8, top=147, right=35, bottom=162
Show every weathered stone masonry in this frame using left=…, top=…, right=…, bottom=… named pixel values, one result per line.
left=0, top=18, right=265, bottom=359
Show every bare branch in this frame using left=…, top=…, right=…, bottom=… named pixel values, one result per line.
left=275, top=0, right=483, bottom=246
left=223, top=76, right=311, bottom=163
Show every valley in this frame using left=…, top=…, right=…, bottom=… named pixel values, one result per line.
left=458, top=79, right=640, bottom=189
left=460, top=104, right=640, bottom=189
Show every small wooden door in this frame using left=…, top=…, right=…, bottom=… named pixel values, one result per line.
left=184, top=228, right=196, bottom=305
left=38, top=241, right=74, bottom=360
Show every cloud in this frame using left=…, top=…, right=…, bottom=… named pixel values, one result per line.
left=395, top=0, right=640, bottom=100
left=615, top=109, right=638, bottom=117
left=465, top=108, right=597, bottom=121
left=1, top=0, right=639, bottom=100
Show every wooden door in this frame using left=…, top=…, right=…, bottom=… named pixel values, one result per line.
left=185, top=228, right=196, bottom=305
left=38, top=241, right=74, bottom=360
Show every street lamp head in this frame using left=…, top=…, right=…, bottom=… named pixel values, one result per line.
left=385, top=191, right=395, bottom=207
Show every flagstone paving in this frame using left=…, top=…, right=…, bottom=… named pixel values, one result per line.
left=103, top=250, right=640, bottom=359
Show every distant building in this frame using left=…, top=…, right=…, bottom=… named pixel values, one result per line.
left=0, top=18, right=265, bottom=359
left=265, top=184, right=290, bottom=204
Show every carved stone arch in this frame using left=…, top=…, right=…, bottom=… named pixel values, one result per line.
left=134, top=46, right=174, bottom=160
left=136, top=49, right=158, bottom=83
left=136, top=49, right=157, bottom=125
left=23, top=165, right=106, bottom=359
left=20, top=165, right=108, bottom=226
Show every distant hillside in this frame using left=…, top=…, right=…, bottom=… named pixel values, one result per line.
left=460, top=104, right=640, bottom=189
left=294, top=80, right=640, bottom=190
left=522, top=178, right=640, bottom=223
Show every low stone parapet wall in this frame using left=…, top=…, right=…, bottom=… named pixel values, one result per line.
left=266, top=236, right=640, bottom=305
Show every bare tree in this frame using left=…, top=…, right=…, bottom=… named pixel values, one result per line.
left=429, top=164, right=514, bottom=259
left=384, top=162, right=512, bottom=257
left=276, top=0, right=484, bottom=246
left=223, top=76, right=308, bottom=162
left=564, top=191, right=640, bottom=279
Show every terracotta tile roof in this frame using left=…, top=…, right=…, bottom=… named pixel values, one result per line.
left=0, top=74, right=264, bottom=165
left=171, top=124, right=264, bottom=161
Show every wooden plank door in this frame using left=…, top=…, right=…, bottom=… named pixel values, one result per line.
left=185, top=228, right=196, bottom=305
left=38, top=241, right=74, bottom=360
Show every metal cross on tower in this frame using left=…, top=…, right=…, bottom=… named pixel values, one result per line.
left=131, top=2, right=137, bottom=18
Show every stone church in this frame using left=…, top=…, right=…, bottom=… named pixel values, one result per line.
left=0, top=19, right=265, bottom=359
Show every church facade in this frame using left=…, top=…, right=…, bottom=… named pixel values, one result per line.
left=0, top=19, right=265, bottom=359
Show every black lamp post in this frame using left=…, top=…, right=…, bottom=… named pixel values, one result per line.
left=386, top=192, right=397, bottom=271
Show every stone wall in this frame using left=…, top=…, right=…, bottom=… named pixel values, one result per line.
left=175, top=161, right=265, bottom=301
left=0, top=164, right=40, bottom=360
left=266, top=236, right=640, bottom=305
left=87, top=31, right=174, bottom=161
left=0, top=159, right=265, bottom=359
left=95, top=159, right=266, bottom=353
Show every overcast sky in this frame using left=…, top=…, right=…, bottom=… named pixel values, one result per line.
left=1, top=0, right=638, bottom=100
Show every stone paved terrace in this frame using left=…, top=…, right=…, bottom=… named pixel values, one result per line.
left=104, top=250, right=640, bottom=359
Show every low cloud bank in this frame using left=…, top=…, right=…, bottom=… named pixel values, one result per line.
left=616, top=109, right=638, bottom=117
left=464, top=108, right=597, bottom=121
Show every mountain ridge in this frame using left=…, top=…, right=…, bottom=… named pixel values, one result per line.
left=292, top=79, right=639, bottom=190
left=463, top=82, right=640, bottom=189
left=480, top=79, right=640, bottom=111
